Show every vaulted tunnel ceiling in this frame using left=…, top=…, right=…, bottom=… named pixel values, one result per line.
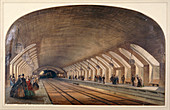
left=6, top=5, right=165, bottom=68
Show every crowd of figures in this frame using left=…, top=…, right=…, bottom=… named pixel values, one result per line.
left=9, top=74, right=39, bottom=98
left=94, top=75, right=105, bottom=84
left=68, top=74, right=143, bottom=87
left=68, top=75, right=85, bottom=80
left=131, top=75, right=142, bottom=87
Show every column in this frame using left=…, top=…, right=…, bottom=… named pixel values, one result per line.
left=143, top=64, right=149, bottom=86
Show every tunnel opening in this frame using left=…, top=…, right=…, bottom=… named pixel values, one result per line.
left=39, top=70, right=57, bottom=79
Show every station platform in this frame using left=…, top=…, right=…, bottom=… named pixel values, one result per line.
left=58, top=78, right=165, bottom=105
left=5, top=78, right=165, bottom=105
left=5, top=80, right=51, bottom=104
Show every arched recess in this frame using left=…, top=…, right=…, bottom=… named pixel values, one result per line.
left=17, top=53, right=38, bottom=77
left=91, top=58, right=106, bottom=77
left=102, top=54, right=120, bottom=67
left=75, top=63, right=87, bottom=79
left=102, top=54, right=124, bottom=82
left=79, top=62, right=90, bottom=80
left=96, top=56, right=111, bottom=83
left=119, top=48, right=144, bottom=79
left=86, top=59, right=98, bottom=80
left=70, top=65, right=79, bottom=78
left=64, top=66, right=74, bottom=78
left=20, top=56, right=38, bottom=76
left=83, top=61, right=96, bottom=81
left=9, top=44, right=38, bottom=79
left=73, top=64, right=82, bottom=78
left=130, top=44, right=162, bottom=86
left=109, top=51, right=131, bottom=82
left=68, top=65, right=79, bottom=78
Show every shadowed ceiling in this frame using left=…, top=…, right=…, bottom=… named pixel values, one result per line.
left=5, top=5, right=165, bottom=68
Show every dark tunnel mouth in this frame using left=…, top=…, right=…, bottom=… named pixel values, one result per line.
left=39, top=70, right=57, bottom=79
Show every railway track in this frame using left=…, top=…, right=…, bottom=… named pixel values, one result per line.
left=42, top=79, right=155, bottom=105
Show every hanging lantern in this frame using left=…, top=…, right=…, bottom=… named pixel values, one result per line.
left=87, top=66, right=91, bottom=70
left=87, top=62, right=91, bottom=70
left=109, top=62, right=114, bottom=67
left=96, top=60, right=100, bottom=69
left=109, top=58, right=114, bottom=67
left=15, top=43, right=23, bottom=54
left=96, top=65, right=100, bottom=69
left=74, top=65, right=77, bottom=72
left=26, top=60, right=32, bottom=65
left=22, top=52, right=29, bottom=61
left=129, top=52, right=135, bottom=65
left=129, top=59, right=135, bottom=65
left=80, top=67, right=83, bottom=71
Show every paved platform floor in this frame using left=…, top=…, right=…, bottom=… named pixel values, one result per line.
left=65, top=79, right=164, bottom=92
left=5, top=80, right=51, bottom=104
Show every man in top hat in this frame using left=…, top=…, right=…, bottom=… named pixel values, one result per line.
left=21, top=74, right=27, bottom=90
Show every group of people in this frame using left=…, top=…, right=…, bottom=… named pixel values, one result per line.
left=69, top=75, right=85, bottom=81
left=110, top=75, right=120, bottom=84
left=10, top=74, right=39, bottom=98
left=94, top=75, right=105, bottom=84
left=131, top=75, right=142, bottom=87
left=68, top=74, right=142, bottom=87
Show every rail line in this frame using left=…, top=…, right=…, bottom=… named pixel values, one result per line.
left=43, top=79, right=155, bottom=105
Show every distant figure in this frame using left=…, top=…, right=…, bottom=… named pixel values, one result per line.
left=9, top=75, right=13, bottom=87
left=116, top=76, right=119, bottom=84
left=94, top=75, right=97, bottom=82
left=10, top=74, right=15, bottom=87
left=121, top=75, right=125, bottom=84
left=75, top=75, right=77, bottom=80
left=110, top=75, right=116, bottom=84
left=12, top=74, right=16, bottom=83
left=89, top=76, right=91, bottom=81
left=137, top=76, right=142, bottom=87
left=131, top=75, right=135, bottom=86
left=99, top=76, right=102, bottom=83
left=102, top=76, right=105, bottom=84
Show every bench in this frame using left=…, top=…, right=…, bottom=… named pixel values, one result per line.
left=150, top=79, right=159, bottom=87
left=125, top=79, right=131, bottom=84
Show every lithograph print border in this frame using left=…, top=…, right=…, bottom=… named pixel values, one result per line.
left=0, top=0, right=169, bottom=110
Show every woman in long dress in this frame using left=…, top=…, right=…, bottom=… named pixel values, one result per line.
left=25, top=76, right=35, bottom=97
left=10, top=75, right=25, bottom=98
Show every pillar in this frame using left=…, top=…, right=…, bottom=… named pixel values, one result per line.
left=131, top=64, right=136, bottom=77
left=143, top=64, right=149, bottom=86
left=159, top=63, right=165, bottom=87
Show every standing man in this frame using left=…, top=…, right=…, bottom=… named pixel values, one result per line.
left=137, top=76, right=142, bottom=87
left=110, top=75, right=114, bottom=84
left=20, top=74, right=27, bottom=95
left=131, top=75, right=135, bottom=86
left=102, top=75, right=105, bottom=84
left=99, top=75, right=102, bottom=83
left=12, top=74, right=16, bottom=85
left=121, top=75, right=125, bottom=84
